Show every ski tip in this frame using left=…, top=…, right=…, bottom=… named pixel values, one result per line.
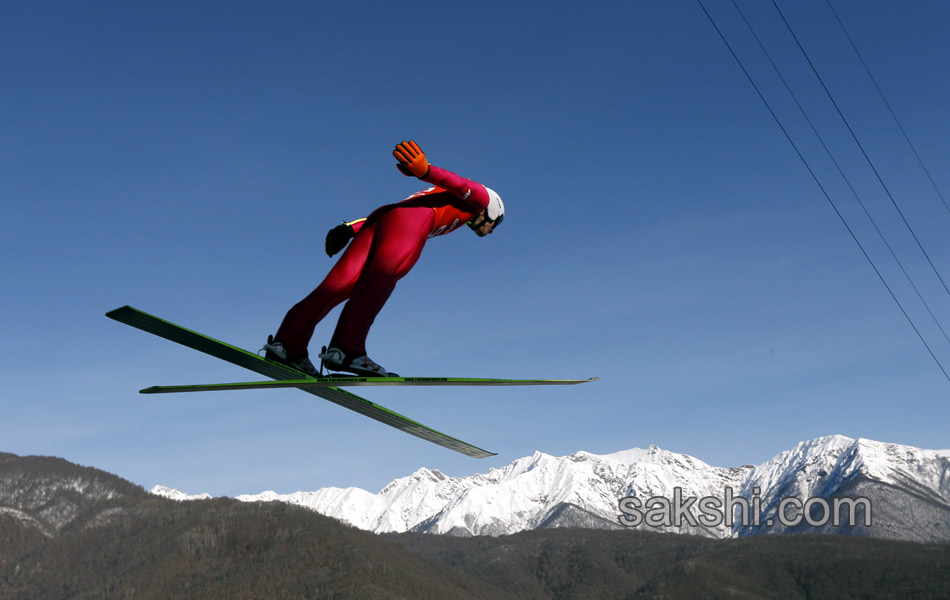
left=105, top=305, right=137, bottom=320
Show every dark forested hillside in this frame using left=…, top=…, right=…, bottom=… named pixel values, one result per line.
left=389, top=528, right=950, bottom=599
left=2, top=497, right=513, bottom=600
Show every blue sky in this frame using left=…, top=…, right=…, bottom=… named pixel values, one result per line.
left=3, top=1, right=949, bottom=497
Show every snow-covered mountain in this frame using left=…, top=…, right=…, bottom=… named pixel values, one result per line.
left=736, top=435, right=950, bottom=539
left=157, top=435, right=950, bottom=542
left=150, top=485, right=212, bottom=502
left=230, top=446, right=752, bottom=538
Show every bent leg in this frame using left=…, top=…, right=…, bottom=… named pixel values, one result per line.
left=330, top=206, right=433, bottom=355
left=274, top=221, right=377, bottom=357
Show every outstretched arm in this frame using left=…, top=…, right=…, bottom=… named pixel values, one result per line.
left=420, top=165, right=490, bottom=212
left=393, top=140, right=489, bottom=212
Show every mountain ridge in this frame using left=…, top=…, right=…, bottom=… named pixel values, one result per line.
left=208, top=434, right=950, bottom=542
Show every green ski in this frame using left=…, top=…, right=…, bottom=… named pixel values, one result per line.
left=106, top=305, right=497, bottom=458
left=141, top=376, right=598, bottom=394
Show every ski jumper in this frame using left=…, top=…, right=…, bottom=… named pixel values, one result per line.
left=274, top=165, right=491, bottom=358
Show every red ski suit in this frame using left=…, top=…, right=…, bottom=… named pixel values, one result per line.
left=275, top=165, right=491, bottom=358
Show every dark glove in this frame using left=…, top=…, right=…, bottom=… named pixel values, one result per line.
left=325, top=222, right=355, bottom=257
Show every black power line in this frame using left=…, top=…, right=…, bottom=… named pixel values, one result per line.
left=770, top=0, right=950, bottom=299
left=729, top=0, right=950, bottom=347
left=826, top=0, right=950, bottom=217
left=696, top=0, right=950, bottom=383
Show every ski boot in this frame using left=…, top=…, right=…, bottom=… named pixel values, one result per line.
left=319, top=347, right=397, bottom=377
left=261, top=335, right=321, bottom=378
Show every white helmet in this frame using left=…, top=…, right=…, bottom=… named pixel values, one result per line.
left=485, top=187, right=505, bottom=226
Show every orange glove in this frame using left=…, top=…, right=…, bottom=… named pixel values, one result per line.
left=393, top=140, right=429, bottom=178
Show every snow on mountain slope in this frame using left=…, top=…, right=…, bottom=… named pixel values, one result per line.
left=157, top=435, right=950, bottom=541
left=235, top=445, right=751, bottom=537
left=149, top=485, right=212, bottom=502
left=236, top=468, right=472, bottom=533
left=740, top=435, right=950, bottom=505
left=735, top=435, right=950, bottom=538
